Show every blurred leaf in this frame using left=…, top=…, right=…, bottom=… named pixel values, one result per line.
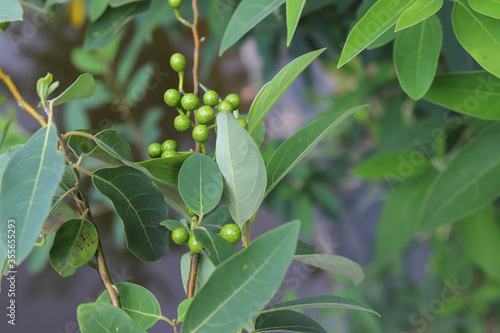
left=262, top=295, right=380, bottom=316
left=49, top=219, right=98, bottom=277
left=376, top=168, right=437, bottom=261
left=309, top=182, right=342, bottom=218
left=295, top=240, right=318, bottom=255
left=0, top=114, right=14, bottom=151
left=0, top=0, right=23, bottom=22
left=266, top=106, right=365, bottom=196
left=293, top=254, right=364, bottom=285
left=179, top=154, right=223, bottom=216
left=136, top=153, right=193, bottom=185
left=96, top=282, right=161, bottom=329
left=181, top=221, right=300, bottom=333
left=219, top=0, right=286, bottom=55
left=338, top=0, right=414, bottom=67
left=177, top=298, right=193, bottom=323
left=68, top=129, right=94, bottom=158
left=194, top=228, right=238, bottom=266
left=92, top=166, right=169, bottom=262
left=469, top=0, right=500, bottom=19
left=83, top=2, right=150, bottom=51
left=77, top=303, right=146, bottom=333
left=286, top=0, right=306, bottom=46
left=254, top=310, right=327, bottom=333
left=90, top=0, right=109, bottom=22
left=110, top=0, right=146, bottom=6
left=216, top=111, right=266, bottom=228
left=424, top=72, right=500, bottom=119
left=180, top=252, right=215, bottom=295
left=394, top=16, right=442, bottom=99
left=26, top=234, right=54, bottom=275
left=0, top=124, right=65, bottom=265
left=49, top=74, right=96, bottom=107
left=293, top=193, right=314, bottom=239
left=352, top=150, right=431, bottom=180
left=124, top=62, right=154, bottom=106
left=140, top=107, right=163, bottom=146
left=247, top=49, right=325, bottom=134
left=453, top=0, right=500, bottom=78
left=420, top=123, right=500, bottom=231
left=396, top=0, right=443, bottom=31
left=70, top=48, right=106, bottom=74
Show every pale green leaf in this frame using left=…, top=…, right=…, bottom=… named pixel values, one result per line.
left=352, top=150, right=431, bottom=179
left=180, top=253, right=215, bottom=295
left=90, top=0, right=109, bottom=22
left=177, top=298, right=193, bottom=323
left=253, top=310, right=327, bottom=333
left=469, top=0, right=500, bottom=19
left=293, top=254, right=364, bottom=285
left=395, top=0, right=443, bottom=31
left=77, top=303, right=146, bottom=333
left=286, top=0, right=307, bottom=46
left=0, top=0, right=23, bottom=22
left=136, top=153, right=193, bottom=185
left=49, top=74, right=96, bottom=106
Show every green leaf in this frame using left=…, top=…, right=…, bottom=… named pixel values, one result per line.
left=77, top=303, right=146, bottom=333
left=26, top=233, right=54, bottom=276
left=469, top=0, right=500, bottom=19
left=423, top=72, right=500, bottom=120
left=70, top=48, right=106, bottom=74
left=58, top=165, right=77, bottom=193
left=67, top=129, right=95, bottom=158
left=376, top=168, right=438, bottom=262
left=247, top=49, right=325, bottom=134
left=453, top=0, right=500, bottom=78
left=293, top=254, right=364, bottom=285
left=352, top=150, right=431, bottom=180
left=180, top=252, right=215, bottom=295
left=455, top=205, right=500, bottom=283
left=90, top=0, right=109, bottom=22
left=286, top=0, right=306, bottom=46
left=83, top=2, right=150, bottom=51
left=109, top=0, right=146, bottom=7
left=216, top=111, right=267, bottom=228
left=92, top=166, right=169, bottom=262
left=49, top=73, right=96, bottom=106
left=177, top=298, right=193, bottom=323
left=92, top=129, right=134, bottom=162
left=420, top=123, right=500, bottom=231
left=394, top=15, right=442, bottom=99
left=181, top=222, right=300, bottom=333
left=160, top=219, right=187, bottom=232
left=262, top=295, right=380, bottom=316
left=395, top=0, right=443, bottom=31
left=338, top=0, right=415, bottom=67
left=0, top=114, right=14, bottom=151
left=366, top=28, right=396, bottom=50
left=295, top=240, right=318, bottom=256
left=253, top=310, right=327, bottom=333
left=219, top=0, right=286, bottom=55
left=37, top=73, right=58, bottom=107
left=201, top=204, right=234, bottom=227
left=0, top=145, right=23, bottom=190
left=96, top=282, right=161, bottom=329
left=49, top=219, right=98, bottom=277
left=0, top=0, right=23, bottom=22
left=179, top=154, right=223, bottom=216
left=136, top=153, right=193, bottom=185
left=193, top=229, right=238, bottom=266
left=266, top=106, right=365, bottom=196
left=0, top=124, right=65, bottom=265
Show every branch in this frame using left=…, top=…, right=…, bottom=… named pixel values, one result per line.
left=0, top=66, right=47, bottom=127
left=186, top=253, right=199, bottom=298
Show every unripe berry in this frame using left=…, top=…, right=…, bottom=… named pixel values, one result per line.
left=161, top=149, right=177, bottom=158
left=181, top=93, right=199, bottom=111
left=164, top=89, right=182, bottom=107
left=162, top=139, right=178, bottom=152
left=217, top=100, right=234, bottom=113
left=237, top=118, right=248, bottom=130
left=174, top=115, right=191, bottom=132
left=220, top=224, right=242, bottom=245
left=147, top=143, right=162, bottom=158
left=170, top=53, right=186, bottom=72
left=203, top=90, right=219, bottom=107
left=169, top=0, right=183, bottom=9
left=225, top=93, right=241, bottom=110
left=196, top=106, right=215, bottom=124
left=192, top=125, right=210, bottom=143
left=171, top=227, right=189, bottom=245
left=188, top=234, right=204, bottom=253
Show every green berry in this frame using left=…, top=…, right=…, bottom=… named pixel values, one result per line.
left=181, top=93, right=199, bottom=111
left=147, top=143, right=162, bottom=158
left=196, top=106, right=215, bottom=124
left=168, top=0, right=183, bottom=9
left=162, top=139, right=178, bottom=152
left=171, top=227, right=189, bottom=245
left=161, top=149, right=177, bottom=158
left=225, top=93, right=241, bottom=110
left=237, top=118, right=248, bottom=130
left=174, top=115, right=191, bottom=132
left=220, top=224, right=241, bottom=245
left=188, top=234, right=204, bottom=253
left=203, top=90, right=219, bottom=107
left=192, top=125, right=210, bottom=143
left=186, top=206, right=197, bottom=217
left=217, top=100, right=234, bottom=113
left=170, top=53, right=186, bottom=72
left=164, top=89, right=182, bottom=107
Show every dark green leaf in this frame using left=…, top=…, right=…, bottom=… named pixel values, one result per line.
left=96, top=282, right=161, bottom=329
left=110, top=0, right=146, bottom=7
left=193, top=229, right=237, bottom=266
left=136, top=153, right=193, bottom=185
left=0, top=124, right=65, bottom=265
left=89, top=0, right=109, bottom=22
left=0, top=0, right=23, bottom=22
left=469, top=0, right=500, bottom=19
left=49, top=219, right=98, bottom=277
left=59, top=165, right=77, bottom=193
left=93, top=129, right=134, bottom=162
left=179, top=154, right=223, bottom=216
left=395, top=0, right=443, bottom=31
left=286, top=0, right=306, bottom=46
left=293, top=254, right=364, bottom=285
left=352, top=150, right=431, bottom=179
left=295, top=240, right=318, bottom=255
left=92, top=166, right=169, bottom=262
left=49, top=74, right=96, bottom=106
left=180, top=253, right=215, bottom=295
left=0, top=114, right=14, bottom=151
left=423, top=72, right=500, bottom=120
left=77, top=303, right=146, bottom=333
left=253, top=310, right=327, bottom=333
left=219, top=0, right=286, bottom=55
left=181, top=221, right=300, bottom=333
left=67, top=129, right=95, bottom=158
left=201, top=205, right=234, bottom=227
left=216, top=111, right=267, bottom=228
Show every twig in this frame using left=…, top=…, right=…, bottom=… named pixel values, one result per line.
left=0, top=66, right=47, bottom=127
left=186, top=253, right=199, bottom=298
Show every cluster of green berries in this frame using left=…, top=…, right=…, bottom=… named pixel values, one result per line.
left=147, top=139, right=178, bottom=159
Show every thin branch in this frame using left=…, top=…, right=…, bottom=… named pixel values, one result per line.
left=186, top=253, right=199, bottom=298
left=0, top=66, right=47, bottom=127
left=62, top=130, right=97, bottom=141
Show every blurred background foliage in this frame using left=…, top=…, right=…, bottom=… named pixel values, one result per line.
left=0, top=0, right=499, bottom=332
